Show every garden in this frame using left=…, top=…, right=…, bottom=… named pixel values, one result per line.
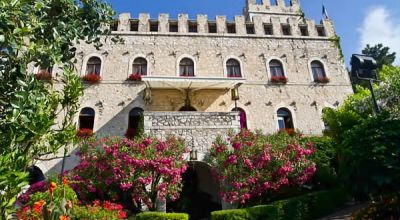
left=1, top=0, right=400, bottom=219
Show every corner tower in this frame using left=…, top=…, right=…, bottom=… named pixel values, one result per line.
left=244, top=0, right=301, bottom=21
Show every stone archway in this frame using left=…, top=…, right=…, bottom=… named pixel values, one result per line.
left=168, top=161, right=221, bottom=220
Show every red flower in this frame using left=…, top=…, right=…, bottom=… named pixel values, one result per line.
left=59, top=215, right=70, bottom=220
left=33, top=200, right=46, bottom=213
left=49, top=182, right=57, bottom=193
left=118, top=210, right=127, bottom=219
left=127, top=73, right=142, bottom=81
left=82, top=73, right=101, bottom=83
left=62, top=176, right=68, bottom=186
left=270, top=76, right=288, bottom=84
left=76, top=128, right=93, bottom=138
left=314, top=76, right=330, bottom=83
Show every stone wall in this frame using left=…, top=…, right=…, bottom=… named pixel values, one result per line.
left=144, top=112, right=240, bottom=159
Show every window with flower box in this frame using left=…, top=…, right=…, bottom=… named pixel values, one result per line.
left=86, top=57, right=101, bottom=75
left=132, top=57, right=147, bottom=75
left=269, top=60, right=287, bottom=83
left=179, top=58, right=195, bottom=77
left=311, top=60, right=329, bottom=83
left=226, top=59, right=242, bottom=77
left=79, top=107, right=95, bottom=130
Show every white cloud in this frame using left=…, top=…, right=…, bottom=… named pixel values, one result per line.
left=358, top=6, right=400, bottom=65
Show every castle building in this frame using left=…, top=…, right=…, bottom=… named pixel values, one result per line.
left=37, top=0, right=352, bottom=211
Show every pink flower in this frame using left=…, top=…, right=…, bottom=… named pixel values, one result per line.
left=225, top=155, right=237, bottom=165
left=232, top=142, right=242, bottom=150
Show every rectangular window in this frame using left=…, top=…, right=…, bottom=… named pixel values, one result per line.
left=299, top=25, right=309, bottom=36
left=188, top=21, right=198, bottom=33
left=130, top=20, right=139, bottom=32
left=264, top=24, right=273, bottom=35
left=246, top=23, right=255, bottom=34
left=149, top=20, right=158, bottom=32
left=169, top=21, right=178, bottom=32
left=208, top=22, right=217, bottom=33
left=278, top=117, right=285, bottom=130
left=316, top=25, right=326, bottom=36
left=281, top=24, right=291, bottom=36
left=227, top=22, right=236, bottom=34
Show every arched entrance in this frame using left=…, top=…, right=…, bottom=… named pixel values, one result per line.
left=168, top=161, right=221, bottom=220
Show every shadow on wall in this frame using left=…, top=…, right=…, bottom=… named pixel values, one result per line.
left=42, top=89, right=145, bottom=175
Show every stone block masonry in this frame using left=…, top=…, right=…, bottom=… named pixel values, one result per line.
left=144, top=112, right=240, bottom=157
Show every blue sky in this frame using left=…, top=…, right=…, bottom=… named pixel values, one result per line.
left=106, top=0, right=400, bottom=66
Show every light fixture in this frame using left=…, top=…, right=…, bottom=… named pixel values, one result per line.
left=231, top=87, right=239, bottom=101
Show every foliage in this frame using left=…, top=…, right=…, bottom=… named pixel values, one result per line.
left=68, top=136, right=188, bottom=211
left=82, top=73, right=101, bottom=83
left=351, top=193, right=400, bottom=220
left=127, top=73, right=142, bottom=81
left=211, top=188, right=349, bottom=220
left=378, top=65, right=400, bottom=117
left=73, top=201, right=127, bottom=219
left=329, top=36, right=344, bottom=61
left=339, top=112, right=400, bottom=199
left=16, top=177, right=78, bottom=220
left=207, top=130, right=316, bottom=205
left=135, top=212, right=189, bottom=220
left=0, top=0, right=116, bottom=218
left=362, top=43, right=396, bottom=70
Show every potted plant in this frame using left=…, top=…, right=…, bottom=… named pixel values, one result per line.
left=127, top=73, right=142, bottom=81
left=82, top=73, right=101, bottom=84
left=270, top=76, right=288, bottom=84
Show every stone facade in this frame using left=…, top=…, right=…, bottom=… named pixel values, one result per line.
left=36, top=0, right=353, bottom=174
left=144, top=112, right=240, bottom=160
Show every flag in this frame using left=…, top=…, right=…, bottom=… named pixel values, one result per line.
left=322, top=5, right=330, bottom=19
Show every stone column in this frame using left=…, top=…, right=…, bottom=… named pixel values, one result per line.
left=117, top=13, right=131, bottom=32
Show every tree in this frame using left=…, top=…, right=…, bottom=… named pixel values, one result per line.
left=207, top=130, right=316, bottom=206
left=0, top=0, right=116, bottom=218
left=362, top=44, right=396, bottom=70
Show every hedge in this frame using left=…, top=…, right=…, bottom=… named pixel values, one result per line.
left=211, top=188, right=349, bottom=220
left=135, top=212, right=189, bottom=220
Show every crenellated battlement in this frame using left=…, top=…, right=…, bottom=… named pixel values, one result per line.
left=110, top=12, right=335, bottom=39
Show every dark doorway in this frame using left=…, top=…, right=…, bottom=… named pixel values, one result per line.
left=168, top=162, right=221, bottom=220
left=179, top=105, right=197, bottom=111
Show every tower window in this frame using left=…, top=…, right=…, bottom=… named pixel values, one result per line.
left=189, top=21, right=198, bottom=33
left=227, top=22, right=236, bottom=34
left=316, top=25, right=326, bottom=36
left=169, top=21, right=178, bottom=32
left=208, top=22, right=217, bottom=33
left=246, top=23, right=255, bottom=34
left=311, top=60, right=327, bottom=80
left=130, top=20, right=139, bottom=31
left=281, top=24, right=291, bottom=36
left=299, top=25, right=309, bottom=36
left=264, top=24, right=273, bottom=35
left=269, top=60, right=285, bottom=77
left=150, top=20, right=158, bottom=32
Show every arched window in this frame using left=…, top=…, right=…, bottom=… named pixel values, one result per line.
left=226, top=59, right=242, bottom=77
left=311, top=61, right=326, bottom=80
left=269, top=60, right=285, bottom=77
left=127, top=107, right=144, bottom=138
left=277, top=108, right=293, bottom=130
left=132, top=57, right=147, bottom=75
left=179, top=58, right=194, bottom=77
left=79, top=107, right=95, bottom=130
left=86, top=57, right=101, bottom=75
left=232, top=107, right=247, bottom=129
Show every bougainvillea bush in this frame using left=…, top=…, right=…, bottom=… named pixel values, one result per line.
left=207, top=130, right=316, bottom=205
left=68, top=135, right=188, bottom=211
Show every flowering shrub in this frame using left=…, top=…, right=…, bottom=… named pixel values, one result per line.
left=68, top=135, right=188, bottom=211
left=270, top=76, right=288, bottom=84
left=127, top=73, right=142, bottom=81
left=76, top=128, right=93, bottom=138
left=34, top=71, right=52, bottom=81
left=314, top=76, right=330, bottom=83
left=73, top=200, right=127, bottom=219
left=208, top=130, right=316, bottom=205
left=82, top=73, right=101, bottom=83
left=16, top=177, right=78, bottom=220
